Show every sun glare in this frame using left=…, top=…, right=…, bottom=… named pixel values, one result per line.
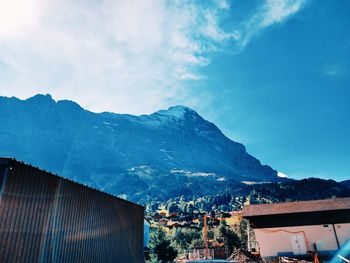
left=0, top=0, right=41, bottom=37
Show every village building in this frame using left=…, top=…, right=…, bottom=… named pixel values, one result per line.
left=243, top=198, right=350, bottom=262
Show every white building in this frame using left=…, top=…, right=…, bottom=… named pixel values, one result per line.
left=243, top=198, right=350, bottom=262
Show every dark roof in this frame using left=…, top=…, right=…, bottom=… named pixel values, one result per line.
left=243, top=198, right=350, bottom=217
left=243, top=198, right=350, bottom=228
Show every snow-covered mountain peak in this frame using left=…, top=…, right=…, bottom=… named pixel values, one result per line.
left=155, top=105, right=196, bottom=119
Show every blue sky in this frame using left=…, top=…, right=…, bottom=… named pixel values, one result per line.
left=0, top=0, right=349, bottom=181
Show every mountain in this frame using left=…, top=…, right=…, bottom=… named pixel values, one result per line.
left=341, top=180, right=350, bottom=189
left=247, top=178, right=350, bottom=204
left=0, top=94, right=278, bottom=201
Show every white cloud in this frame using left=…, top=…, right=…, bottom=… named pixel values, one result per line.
left=324, top=63, right=347, bottom=77
left=261, top=0, right=305, bottom=27
left=0, top=0, right=230, bottom=113
left=324, top=65, right=339, bottom=76
left=0, top=0, right=307, bottom=114
left=236, top=0, right=306, bottom=48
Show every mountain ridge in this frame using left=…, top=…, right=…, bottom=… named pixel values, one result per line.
left=0, top=94, right=278, bottom=201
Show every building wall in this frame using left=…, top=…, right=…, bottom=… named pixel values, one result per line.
left=144, top=219, right=150, bottom=247
left=0, top=159, right=144, bottom=263
left=254, top=223, right=350, bottom=258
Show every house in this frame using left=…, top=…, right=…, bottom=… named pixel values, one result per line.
left=0, top=158, right=144, bottom=263
left=243, top=198, right=350, bottom=262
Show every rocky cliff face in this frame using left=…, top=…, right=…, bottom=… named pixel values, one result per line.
left=0, top=94, right=277, bottom=201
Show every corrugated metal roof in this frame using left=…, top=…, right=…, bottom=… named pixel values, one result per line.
left=243, top=197, right=350, bottom=217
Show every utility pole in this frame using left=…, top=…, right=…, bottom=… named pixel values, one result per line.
left=203, top=214, right=209, bottom=259
left=332, top=224, right=340, bottom=249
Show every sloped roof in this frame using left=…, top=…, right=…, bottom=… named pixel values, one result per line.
left=243, top=198, right=350, bottom=228
left=243, top=197, right=350, bottom=217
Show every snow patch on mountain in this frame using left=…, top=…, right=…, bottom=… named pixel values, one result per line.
left=155, top=105, right=193, bottom=119
left=277, top=171, right=288, bottom=178
left=217, top=177, right=226, bottom=181
left=170, top=169, right=216, bottom=177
